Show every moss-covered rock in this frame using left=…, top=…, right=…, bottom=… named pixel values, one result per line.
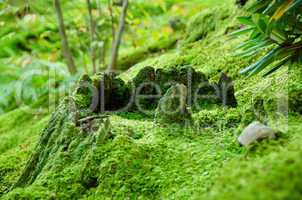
left=155, top=66, right=209, bottom=93
left=74, top=74, right=94, bottom=110
left=4, top=97, right=112, bottom=200
left=91, top=72, right=132, bottom=113
left=184, top=9, right=218, bottom=44
left=155, top=84, right=191, bottom=123
left=12, top=98, right=110, bottom=190
left=217, top=73, right=237, bottom=107
left=131, top=66, right=156, bottom=89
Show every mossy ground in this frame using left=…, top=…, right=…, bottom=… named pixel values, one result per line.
left=1, top=0, right=302, bottom=199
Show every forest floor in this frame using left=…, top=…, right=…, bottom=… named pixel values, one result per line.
left=0, top=0, right=302, bottom=199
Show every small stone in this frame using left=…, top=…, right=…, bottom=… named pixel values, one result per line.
left=155, top=84, right=191, bottom=123
left=238, top=121, right=277, bottom=146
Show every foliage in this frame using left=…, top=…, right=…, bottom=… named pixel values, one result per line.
left=233, top=0, right=302, bottom=76
left=0, top=59, right=76, bottom=114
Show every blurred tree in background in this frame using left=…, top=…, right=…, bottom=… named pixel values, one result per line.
left=0, top=0, right=198, bottom=114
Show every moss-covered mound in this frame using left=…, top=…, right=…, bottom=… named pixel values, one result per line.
left=1, top=1, right=302, bottom=199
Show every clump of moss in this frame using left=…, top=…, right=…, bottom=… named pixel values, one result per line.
left=128, top=65, right=212, bottom=112
left=289, top=64, right=302, bottom=114
left=77, top=72, right=132, bottom=113
left=117, top=35, right=179, bottom=70
left=0, top=110, right=50, bottom=195
left=5, top=96, right=111, bottom=199
left=74, top=74, right=94, bottom=110
left=185, top=9, right=216, bottom=43
left=155, top=84, right=191, bottom=123
left=184, top=8, right=230, bottom=44
left=193, top=106, right=254, bottom=130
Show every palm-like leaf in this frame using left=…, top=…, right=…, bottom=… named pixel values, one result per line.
left=234, top=0, right=302, bottom=76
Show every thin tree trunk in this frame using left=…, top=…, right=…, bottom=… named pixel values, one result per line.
left=108, top=0, right=128, bottom=72
left=54, top=0, right=77, bottom=75
left=87, top=0, right=97, bottom=74
left=107, top=0, right=116, bottom=44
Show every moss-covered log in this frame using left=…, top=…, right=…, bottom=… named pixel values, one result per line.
left=13, top=98, right=110, bottom=189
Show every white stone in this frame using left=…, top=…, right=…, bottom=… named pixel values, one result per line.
left=238, top=121, right=276, bottom=146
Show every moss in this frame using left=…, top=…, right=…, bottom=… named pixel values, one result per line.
left=2, top=0, right=302, bottom=199
left=288, top=64, right=302, bottom=114
left=74, top=74, right=94, bottom=110
left=155, top=65, right=209, bottom=93
left=193, top=107, right=254, bottom=130
left=4, top=97, right=110, bottom=199
left=185, top=9, right=217, bottom=43
left=0, top=110, right=49, bottom=195
left=203, top=117, right=302, bottom=200
left=155, top=84, right=191, bottom=123
left=117, top=35, right=179, bottom=70
left=184, top=7, right=231, bottom=44
left=78, top=72, right=132, bottom=113
left=99, top=73, right=132, bottom=112
left=12, top=101, right=73, bottom=188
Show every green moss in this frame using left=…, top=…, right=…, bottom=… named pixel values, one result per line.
left=184, top=6, right=232, bottom=44
left=185, top=9, right=217, bottom=43
left=118, top=35, right=179, bottom=70
left=74, top=74, right=94, bottom=110
left=203, top=117, right=302, bottom=200
left=0, top=109, right=50, bottom=195
left=155, top=84, right=191, bottom=123
left=193, top=107, right=254, bottom=130
left=2, top=0, right=302, bottom=199
left=289, top=64, right=302, bottom=114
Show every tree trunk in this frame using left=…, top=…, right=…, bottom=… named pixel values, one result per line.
left=86, top=0, right=97, bottom=74
left=107, top=0, right=116, bottom=45
left=54, top=0, right=77, bottom=75
left=108, top=0, right=128, bottom=72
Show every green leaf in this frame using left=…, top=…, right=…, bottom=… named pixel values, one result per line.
left=263, top=56, right=291, bottom=76
left=235, top=39, right=272, bottom=57
left=229, top=27, right=255, bottom=37
left=237, top=16, right=254, bottom=26
left=240, top=46, right=282, bottom=75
